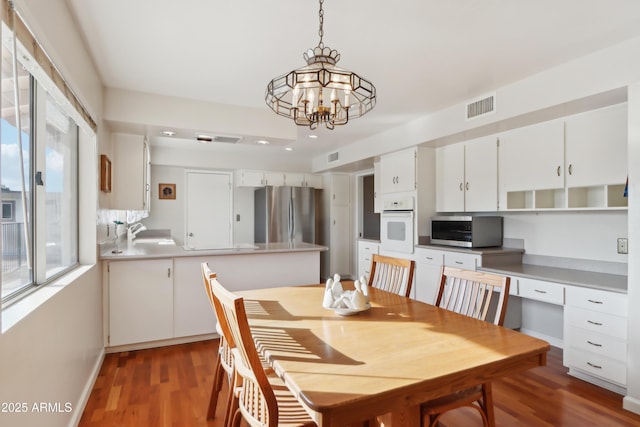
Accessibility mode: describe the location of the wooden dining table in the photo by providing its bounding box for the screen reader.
[237,283,550,427]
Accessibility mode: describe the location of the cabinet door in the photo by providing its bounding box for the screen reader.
[380,148,416,193]
[331,174,350,205]
[284,172,305,187]
[330,204,351,276]
[173,258,217,337]
[436,143,465,212]
[108,259,173,346]
[465,136,498,212]
[264,171,285,186]
[236,170,265,187]
[565,104,628,187]
[500,119,564,192]
[305,174,324,189]
[414,248,444,303]
[111,133,147,210]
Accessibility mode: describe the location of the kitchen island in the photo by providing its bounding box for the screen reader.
[100,240,327,351]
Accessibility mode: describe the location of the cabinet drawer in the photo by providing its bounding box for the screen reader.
[415,249,444,265]
[443,252,479,270]
[517,277,564,305]
[565,347,626,386]
[565,306,627,340]
[359,242,379,255]
[566,326,627,362]
[565,286,627,317]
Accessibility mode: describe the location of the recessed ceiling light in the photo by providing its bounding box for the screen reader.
[285,147,293,151]
[162,130,176,137]
[257,140,270,145]
[196,134,213,142]
[309,134,319,139]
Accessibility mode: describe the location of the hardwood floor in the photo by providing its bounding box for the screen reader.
[79,340,640,427]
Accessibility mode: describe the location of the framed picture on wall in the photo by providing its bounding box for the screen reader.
[159,183,176,200]
[100,155,111,193]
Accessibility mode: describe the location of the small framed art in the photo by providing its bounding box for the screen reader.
[100,155,112,193]
[159,183,176,200]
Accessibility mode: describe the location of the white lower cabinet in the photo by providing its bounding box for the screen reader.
[414,248,444,304]
[357,240,379,280]
[108,259,174,347]
[563,286,627,392]
[173,257,218,338]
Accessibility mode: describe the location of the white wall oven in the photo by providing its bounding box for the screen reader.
[380,197,414,254]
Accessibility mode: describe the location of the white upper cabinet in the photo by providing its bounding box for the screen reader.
[436,143,465,212]
[380,148,416,194]
[236,170,266,187]
[436,136,498,212]
[111,133,150,211]
[500,119,565,194]
[565,104,628,188]
[236,169,322,188]
[498,103,628,210]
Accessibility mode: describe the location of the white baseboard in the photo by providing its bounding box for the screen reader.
[69,348,105,427]
[519,328,563,349]
[623,395,640,415]
[105,333,217,354]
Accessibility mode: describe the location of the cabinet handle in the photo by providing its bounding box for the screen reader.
[587,320,603,326]
[587,340,603,348]
[167,268,171,278]
[465,182,469,191]
[568,164,573,175]
[587,362,603,370]
[587,299,603,305]
[455,261,463,265]
[534,289,547,294]
[459,182,463,191]
[557,166,561,176]
[426,257,434,260]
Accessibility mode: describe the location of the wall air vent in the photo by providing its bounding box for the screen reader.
[465,93,496,120]
[328,151,339,162]
[213,135,242,143]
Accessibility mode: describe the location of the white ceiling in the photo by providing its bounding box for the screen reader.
[66,0,640,157]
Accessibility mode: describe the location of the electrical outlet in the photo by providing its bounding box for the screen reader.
[617,238,628,254]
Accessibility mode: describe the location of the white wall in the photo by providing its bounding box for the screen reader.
[0,2,105,427]
[623,84,640,413]
[503,211,628,265]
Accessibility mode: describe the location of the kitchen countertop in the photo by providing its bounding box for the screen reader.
[479,263,627,294]
[415,244,525,256]
[100,240,328,261]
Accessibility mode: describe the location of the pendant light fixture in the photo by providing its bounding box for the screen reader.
[265,0,376,130]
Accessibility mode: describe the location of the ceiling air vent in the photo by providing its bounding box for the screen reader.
[213,135,242,143]
[328,151,339,162]
[465,93,496,120]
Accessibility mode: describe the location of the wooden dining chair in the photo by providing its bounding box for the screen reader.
[367,254,415,297]
[421,266,511,427]
[201,262,236,426]
[209,272,317,427]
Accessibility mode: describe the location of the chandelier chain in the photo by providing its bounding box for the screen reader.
[318,0,324,48]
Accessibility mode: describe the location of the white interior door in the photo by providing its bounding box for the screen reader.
[185,171,232,249]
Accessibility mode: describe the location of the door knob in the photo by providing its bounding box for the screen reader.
[188,232,194,237]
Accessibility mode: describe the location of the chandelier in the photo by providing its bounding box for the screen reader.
[265,0,376,130]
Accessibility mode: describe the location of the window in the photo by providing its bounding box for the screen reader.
[1,39,79,301]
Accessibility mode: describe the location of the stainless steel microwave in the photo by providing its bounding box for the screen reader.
[431,216,503,248]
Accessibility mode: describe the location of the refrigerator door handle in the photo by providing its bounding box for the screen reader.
[288,197,294,240]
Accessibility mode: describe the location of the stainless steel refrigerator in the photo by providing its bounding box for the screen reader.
[254,186,317,243]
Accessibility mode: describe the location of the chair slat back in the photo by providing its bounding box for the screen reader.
[208,273,279,427]
[435,266,510,326]
[368,254,416,298]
